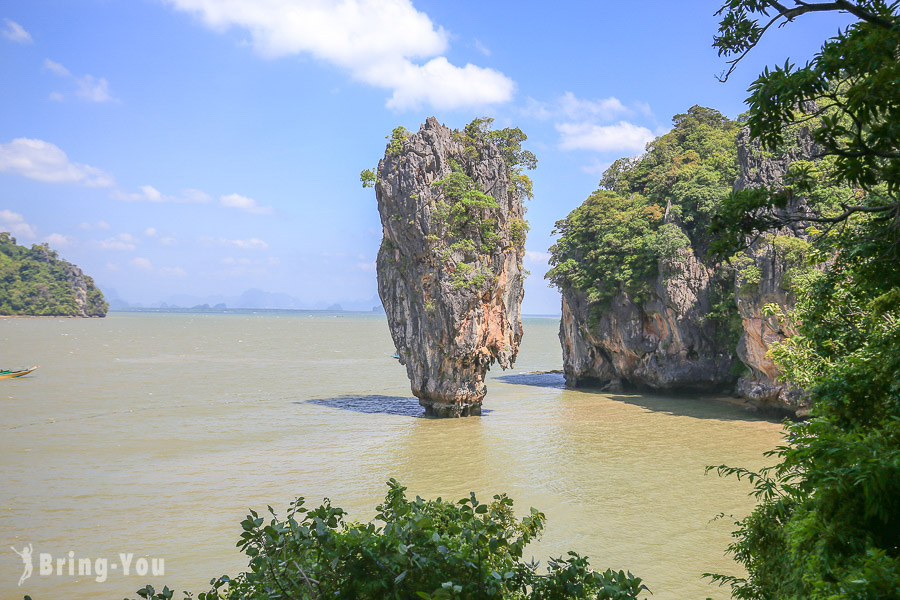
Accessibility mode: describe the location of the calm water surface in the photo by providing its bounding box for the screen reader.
[0,312,784,599]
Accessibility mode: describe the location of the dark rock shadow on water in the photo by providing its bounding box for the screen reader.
[494,371,566,389]
[595,390,787,423]
[300,395,493,418]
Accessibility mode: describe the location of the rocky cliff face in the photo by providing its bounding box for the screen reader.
[559,219,737,392]
[731,127,816,411]
[375,117,526,417]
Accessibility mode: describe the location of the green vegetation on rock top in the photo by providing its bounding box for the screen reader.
[0,232,107,317]
[547,105,739,309]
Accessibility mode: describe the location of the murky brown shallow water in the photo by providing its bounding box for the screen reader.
[0,312,783,599]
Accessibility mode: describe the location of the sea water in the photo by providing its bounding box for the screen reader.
[0,312,783,599]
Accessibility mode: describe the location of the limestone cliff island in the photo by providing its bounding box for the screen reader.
[369,117,535,417]
[548,106,827,417]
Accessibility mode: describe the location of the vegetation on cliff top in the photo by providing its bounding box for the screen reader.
[705,1,900,598]
[368,118,536,292]
[547,105,739,310]
[0,232,107,317]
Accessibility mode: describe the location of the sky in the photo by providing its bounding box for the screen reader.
[0,1,855,313]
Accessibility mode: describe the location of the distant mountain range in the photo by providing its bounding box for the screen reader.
[102,287,384,312]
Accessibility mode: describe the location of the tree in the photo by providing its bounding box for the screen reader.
[711,0,899,252]
[707,2,900,598]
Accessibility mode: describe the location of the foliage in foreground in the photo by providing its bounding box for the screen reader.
[707,1,900,598]
[129,480,648,600]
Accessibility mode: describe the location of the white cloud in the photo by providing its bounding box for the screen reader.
[42,233,70,248]
[164,0,514,110]
[160,236,177,246]
[356,261,376,271]
[201,236,269,250]
[557,121,655,153]
[0,138,114,186]
[220,193,273,215]
[379,57,514,111]
[2,19,32,43]
[112,186,212,204]
[144,227,157,236]
[0,209,37,239]
[44,59,117,103]
[130,257,153,270]
[95,233,138,251]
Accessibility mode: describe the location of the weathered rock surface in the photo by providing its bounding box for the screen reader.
[560,216,737,392]
[731,127,816,410]
[375,117,526,417]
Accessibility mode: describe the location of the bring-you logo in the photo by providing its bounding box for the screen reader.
[10,544,164,586]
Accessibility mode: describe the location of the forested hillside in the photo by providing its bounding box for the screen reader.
[0,232,107,317]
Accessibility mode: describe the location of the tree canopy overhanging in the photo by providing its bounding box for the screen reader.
[707,2,900,598]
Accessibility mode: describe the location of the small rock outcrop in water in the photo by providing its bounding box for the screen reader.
[0,232,107,317]
[373,117,529,417]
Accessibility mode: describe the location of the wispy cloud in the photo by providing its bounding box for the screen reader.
[43,233,71,248]
[0,138,114,187]
[127,257,185,277]
[525,250,551,264]
[522,92,637,121]
[0,209,37,239]
[79,220,111,231]
[220,193,273,215]
[201,236,269,250]
[112,186,212,204]
[44,58,116,103]
[130,257,153,270]
[43,59,70,76]
[2,18,32,43]
[164,0,514,110]
[95,233,139,251]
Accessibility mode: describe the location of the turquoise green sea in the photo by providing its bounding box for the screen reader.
[1,312,782,599]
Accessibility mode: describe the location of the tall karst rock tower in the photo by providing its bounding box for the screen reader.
[372,117,533,417]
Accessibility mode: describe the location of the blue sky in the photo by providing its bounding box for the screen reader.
[0,1,853,313]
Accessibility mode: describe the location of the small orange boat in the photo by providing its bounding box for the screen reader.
[0,366,38,379]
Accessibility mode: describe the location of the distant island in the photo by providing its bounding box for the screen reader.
[0,232,107,317]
